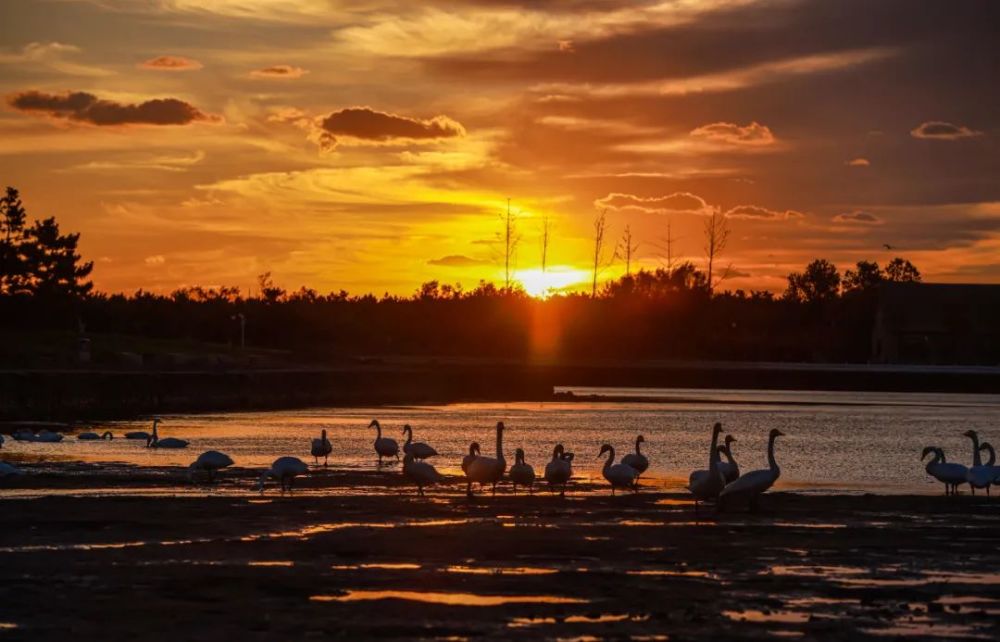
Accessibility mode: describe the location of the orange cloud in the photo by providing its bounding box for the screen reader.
[724,205,805,221]
[845,157,870,167]
[910,121,982,140]
[7,90,214,126]
[249,65,308,79]
[428,254,488,267]
[833,210,882,225]
[139,55,202,71]
[595,192,708,214]
[690,121,775,146]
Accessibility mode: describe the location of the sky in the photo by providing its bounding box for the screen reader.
[0,0,997,296]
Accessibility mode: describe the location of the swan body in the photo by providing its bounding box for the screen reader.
[189,450,234,482]
[311,429,332,466]
[968,440,996,495]
[979,443,1000,484]
[509,448,535,493]
[465,422,507,496]
[0,462,22,477]
[922,447,969,495]
[34,430,64,443]
[403,453,443,496]
[688,422,726,506]
[124,431,151,440]
[599,444,639,494]
[620,435,649,478]
[462,442,480,473]
[964,430,992,494]
[402,424,438,460]
[78,431,114,441]
[717,435,740,484]
[258,456,309,494]
[370,420,399,464]
[12,429,37,442]
[145,418,188,449]
[718,429,784,511]
[544,444,573,496]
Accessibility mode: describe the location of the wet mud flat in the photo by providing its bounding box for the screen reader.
[1,466,1000,640]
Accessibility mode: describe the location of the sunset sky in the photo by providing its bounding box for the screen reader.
[1,0,997,296]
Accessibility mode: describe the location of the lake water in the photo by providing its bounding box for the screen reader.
[5,387,999,494]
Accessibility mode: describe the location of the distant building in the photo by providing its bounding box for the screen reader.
[872,283,1000,365]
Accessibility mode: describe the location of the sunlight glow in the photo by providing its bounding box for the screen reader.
[515,266,590,298]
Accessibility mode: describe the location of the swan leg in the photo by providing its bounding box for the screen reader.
[466,480,473,498]
[491,482,497,497]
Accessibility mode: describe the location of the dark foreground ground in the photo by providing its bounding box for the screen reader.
[1,465,999,641]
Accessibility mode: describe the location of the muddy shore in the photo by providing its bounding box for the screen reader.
[1,464,999,641]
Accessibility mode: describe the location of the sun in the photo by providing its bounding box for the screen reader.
[515,266,590,298]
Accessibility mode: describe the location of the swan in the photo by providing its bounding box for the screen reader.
[687,422,726,508]
[465,422,507,497]
[921,447,968,495]
[189,450,234,483]
[257,456,309,494]
[598,444,639,494]
[509,448,536,494]
[978,442,1000,484]
[370,419,399,464]
[12,429,37,442]
[34,429,64,443]
[544,444,573,496]
[717,435,740,484]
[126,417,160,442]
[403,452,443,496]
[146,419,189,449]
[311,429,333,466]
[402,424,438,460]
[718,429,785,512]
[462,442,480,474]
[968,438,995,495]
[0,461,22,477]
[78,430,114,441]
[621,435,649,480]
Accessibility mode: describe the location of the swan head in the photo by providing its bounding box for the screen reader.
[496,421,505,433]
[153,417,162,425]
[598,443,613,459]
[468,441,481,455]
[402,424,412,435]
[921,446,937,460]
[712,422,723,435]
[724,435,736,445]
[769,429,784,439]
[963,429,977,439]
[552,444,564,458]
[369,419,380,429]
[321,429,327,438]
[515,448,525,463]
[636,435,645,444]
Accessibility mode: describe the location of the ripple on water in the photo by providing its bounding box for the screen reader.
[723,610,809,624]
[310,590,589,606]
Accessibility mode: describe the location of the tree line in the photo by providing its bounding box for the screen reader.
[0,186,924,364]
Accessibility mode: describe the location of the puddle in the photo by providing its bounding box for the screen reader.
[310,590,589,605]
[628,569,717,579]
[564,613,649,624]
[248,560,294,567]
[0,623,18,630]
[330,563,421,571]
[861,620,992,639]
[723,610,809,624]
[508,617,558,628]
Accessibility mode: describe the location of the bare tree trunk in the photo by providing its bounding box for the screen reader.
[592,210,608,297]
[499,198,520,291]
[619,225,639,276]
[540,215,551,275]
[703,207,730,293]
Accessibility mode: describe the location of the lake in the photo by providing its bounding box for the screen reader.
[5,387,998,494]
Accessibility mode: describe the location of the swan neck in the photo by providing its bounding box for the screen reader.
[604,447,615,471]
[767,434,779,472]
[496,426,503,460]
[635,438,642,455]
[970,433,982,466]
[709,428,721,467]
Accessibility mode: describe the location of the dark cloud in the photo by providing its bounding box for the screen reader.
[725,205,804,220]
[595,192,708,214]
[139,55,202,71]
[8,90,212,126]
[833,211,882,224]
[249,65,308,79]
[910,121,982,140]
[318,107,465,148]
[428,254,488,267]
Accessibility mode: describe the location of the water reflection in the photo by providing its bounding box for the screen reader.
[310,590,588,605]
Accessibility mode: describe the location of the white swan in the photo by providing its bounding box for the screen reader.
[189,450,234,483]
[465,421,507,497]
[509,448,536,494]
[462,442,480,474]
[78,430,114,441]
[718,429,785,511]
[544,444,573,496]
[598,444,639,494]
[34,429,64,443]
[621,435,649,479]
[687,422,726,508]
[311,429,332,466]
[403,452,443,496]
[717,435,740,484]
[402,424,438,460]
[964,430,993,495]
[257,456,309,494]
[0,461,22,477]
[370,419,399,464]
[146,419,189,449]
[921,447,968,495]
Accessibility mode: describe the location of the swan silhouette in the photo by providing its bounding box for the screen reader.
[257,457,309,494]
[921,447,968,495]
[543,444,572,496]
[311,429,332,466]
[718,429,784,512]
[465,422,506,497]
[621,435,649,480]
[403,452,443,496]
[370,420,399,464]
[189,451,234,483]
[146,419,188,449]
[598,444,638,494]
[402,424,438,460]
[509,448,536,494]
[78,431,113,441]
[717,435,740,484]
[687,422,726,509]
